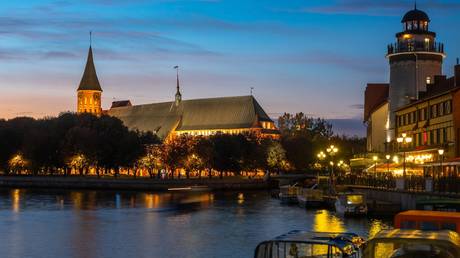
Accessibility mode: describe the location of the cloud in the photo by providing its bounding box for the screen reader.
[349,104,364,110]
[286,0,460,16]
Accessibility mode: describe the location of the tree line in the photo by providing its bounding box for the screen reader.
[0,112,365,178]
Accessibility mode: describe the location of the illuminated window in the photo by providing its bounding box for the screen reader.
[426,76,432,84]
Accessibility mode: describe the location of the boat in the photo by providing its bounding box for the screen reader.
[297,184,326,208]
[335,193,368,217]
[394,210,460,233]
[363,229,460,258]
[279,184,300,204]
[254,230,364,258]
[416,197,460,212]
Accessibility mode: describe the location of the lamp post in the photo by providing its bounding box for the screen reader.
[396,133,412,180]
[438,149,444,179]
[326,145,338,194]
[317,151,326,182]
[386,154,391,174]
[373,155,378,174]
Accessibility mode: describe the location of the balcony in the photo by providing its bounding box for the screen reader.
[387,41,444,55]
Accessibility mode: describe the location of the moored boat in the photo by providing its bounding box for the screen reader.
[335,193,368,217]
[363,229,460,258]
[279,184,299,204]
[297,184,326,208]
[254,230,364,258]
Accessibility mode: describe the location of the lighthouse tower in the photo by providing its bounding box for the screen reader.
[387,6,445,140]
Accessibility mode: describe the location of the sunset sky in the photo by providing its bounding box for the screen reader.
[1,0,460,135]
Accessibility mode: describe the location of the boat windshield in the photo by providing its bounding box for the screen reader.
[346,195,363,205]
[255,241,359,258]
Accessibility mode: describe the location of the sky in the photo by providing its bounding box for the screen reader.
[1,0,460,136]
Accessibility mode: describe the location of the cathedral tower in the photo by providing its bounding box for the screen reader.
[387,6,445,140]
[77,46,103,115]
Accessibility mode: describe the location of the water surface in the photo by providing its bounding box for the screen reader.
[0,189,390,258]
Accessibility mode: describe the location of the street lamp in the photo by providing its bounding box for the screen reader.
[438,149,445,179]
[372,155,378,174]
[385,154,391,174]
[317,151,326,182]
[326,145,339,194]
[396,133,412,180]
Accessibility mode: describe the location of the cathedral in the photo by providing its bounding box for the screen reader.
[76,45,279,140]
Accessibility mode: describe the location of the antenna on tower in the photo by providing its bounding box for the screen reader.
[250,87,254,95]
[414,1,417,10]
[457,58,459,65]
[89,31,92,46]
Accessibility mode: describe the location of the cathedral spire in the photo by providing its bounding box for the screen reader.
[77,42,102,92]
[174,65,182,106]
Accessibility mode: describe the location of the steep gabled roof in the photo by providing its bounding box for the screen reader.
[77,47,102,92]
[107,95,275,139]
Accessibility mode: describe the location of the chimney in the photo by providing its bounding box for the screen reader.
[455,58,460,87]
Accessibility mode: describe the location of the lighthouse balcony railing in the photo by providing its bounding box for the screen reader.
[387,42,444,55]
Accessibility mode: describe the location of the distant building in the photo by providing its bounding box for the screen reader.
[364,83,389,152]
[107,95,279,140]
[75,44,279,140]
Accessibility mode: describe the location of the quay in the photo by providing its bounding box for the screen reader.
[342,185,460,210]
[0,176,271,191]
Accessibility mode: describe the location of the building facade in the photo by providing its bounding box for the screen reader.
[395,65,460,166]
[75,46,279,140]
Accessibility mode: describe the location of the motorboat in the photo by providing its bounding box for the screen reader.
[297,184,326,208]
[254,230,364,258]
[335,193,368,217]
[279,184,300,204]
[363,229,460,258]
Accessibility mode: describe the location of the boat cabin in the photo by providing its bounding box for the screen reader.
[363,229,460,258]
[335,193,368,216]
[254,230,364,258]
[394,210,460,233]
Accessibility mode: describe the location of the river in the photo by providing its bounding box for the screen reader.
[0,189,391,258]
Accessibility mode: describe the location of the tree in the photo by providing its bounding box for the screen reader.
[161,135,191,179]
[266,141,290,173]
[210,134,242,179]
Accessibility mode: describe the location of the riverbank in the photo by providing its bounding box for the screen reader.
[0,176,272,191]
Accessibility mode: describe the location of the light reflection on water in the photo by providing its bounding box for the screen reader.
[0,189,391,258]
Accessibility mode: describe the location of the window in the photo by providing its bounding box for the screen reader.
[439,103,444,116]
[401,220,417,229]
[431,105,437,118]
[441,222,457,231]
[420,221,439,230]
[445,100,452,114]
[443,128,448,142]
[436,129,441,144]
[430,131,434,145]
[418,133,422,146]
